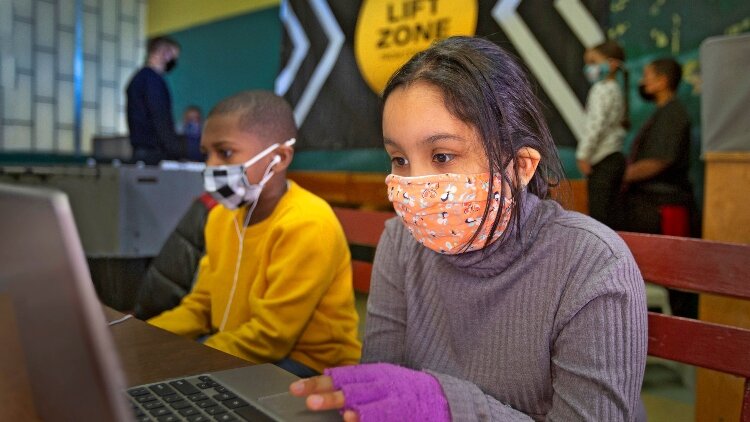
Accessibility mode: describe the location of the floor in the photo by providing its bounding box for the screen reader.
[355,293,697,420]
[642,360,695,421]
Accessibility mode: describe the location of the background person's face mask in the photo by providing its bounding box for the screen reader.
[583,62,609,84]
[203,139,294,210]
[638,84,656,102]
[164,58,178,73]
[184,121,201,138]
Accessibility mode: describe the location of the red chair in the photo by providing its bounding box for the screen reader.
[652,204,691,314]
[659,204,691,237]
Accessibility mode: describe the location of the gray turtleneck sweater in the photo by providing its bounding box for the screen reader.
[362,194,647,421]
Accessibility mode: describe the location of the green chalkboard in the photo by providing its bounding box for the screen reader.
[610,0,750,211]
[164,7,282,124]
[610,0,750,134]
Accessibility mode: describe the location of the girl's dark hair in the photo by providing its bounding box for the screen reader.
[592,40,625,62]
[382,36,565,251]
[592,40,630,130]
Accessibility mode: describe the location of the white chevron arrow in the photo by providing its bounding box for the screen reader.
[492,0,587,142]
[275,0,310,97]
[554,0,605,48]
[291,0,344,127]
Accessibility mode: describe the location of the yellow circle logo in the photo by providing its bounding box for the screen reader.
[355,0,478,95]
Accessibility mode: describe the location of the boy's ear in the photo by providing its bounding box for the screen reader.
[272,144,295,172]
[516,147,540,187]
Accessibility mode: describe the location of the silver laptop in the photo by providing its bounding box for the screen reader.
[0,183,337,422]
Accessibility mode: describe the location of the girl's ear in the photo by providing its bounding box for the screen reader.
[516,147,540,187]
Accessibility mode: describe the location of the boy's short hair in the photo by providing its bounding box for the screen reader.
[147,36,180,54]
[208,91,297,144]
[649,58,682,92]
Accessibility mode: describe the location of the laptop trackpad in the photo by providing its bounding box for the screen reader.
[258,392,340,421]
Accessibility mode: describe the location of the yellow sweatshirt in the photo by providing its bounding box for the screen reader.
[149,181,361,372]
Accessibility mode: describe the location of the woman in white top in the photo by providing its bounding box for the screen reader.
[576,41,629,228]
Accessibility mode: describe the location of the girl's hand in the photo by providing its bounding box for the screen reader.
[292,363,450,422]
[289,375,359,421]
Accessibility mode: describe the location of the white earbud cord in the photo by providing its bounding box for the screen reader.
[218,157,280,332]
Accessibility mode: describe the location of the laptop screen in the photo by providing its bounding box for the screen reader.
[0,183,131,421]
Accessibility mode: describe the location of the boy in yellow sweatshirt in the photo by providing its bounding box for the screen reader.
[148,91,361,376]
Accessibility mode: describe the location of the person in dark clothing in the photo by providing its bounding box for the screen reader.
[178,105,205,162]
[623,58,697,318]
[623,58,694,232]
[126,36,182,165]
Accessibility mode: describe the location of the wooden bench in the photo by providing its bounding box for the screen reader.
[332,206,750,419]
[619,232,750,421]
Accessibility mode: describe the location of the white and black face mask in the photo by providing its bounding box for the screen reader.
[202,139,295,210]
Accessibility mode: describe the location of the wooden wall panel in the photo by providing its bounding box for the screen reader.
[289,171,590,214]
[697,152,750,422]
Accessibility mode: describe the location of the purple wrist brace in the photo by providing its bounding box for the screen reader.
[324,363,450,421]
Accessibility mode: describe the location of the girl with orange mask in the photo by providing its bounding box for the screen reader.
[291,36,647,422]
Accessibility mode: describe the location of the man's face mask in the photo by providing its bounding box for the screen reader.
[386,172,513,254]
[165,58,178,73]
[203,139,295,210]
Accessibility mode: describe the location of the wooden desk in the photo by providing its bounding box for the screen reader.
[1,306,251,420]
[103,308,248,386]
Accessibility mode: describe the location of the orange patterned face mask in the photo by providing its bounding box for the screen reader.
[386,172,513,254]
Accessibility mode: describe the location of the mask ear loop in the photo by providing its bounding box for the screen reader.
[220,155,282,332]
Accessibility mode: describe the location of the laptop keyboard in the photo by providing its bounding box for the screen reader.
[128,375,274,422]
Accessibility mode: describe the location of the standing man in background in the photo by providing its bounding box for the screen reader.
[126,36,183,165]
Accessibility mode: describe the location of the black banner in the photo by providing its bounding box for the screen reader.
[278,0,608,151]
